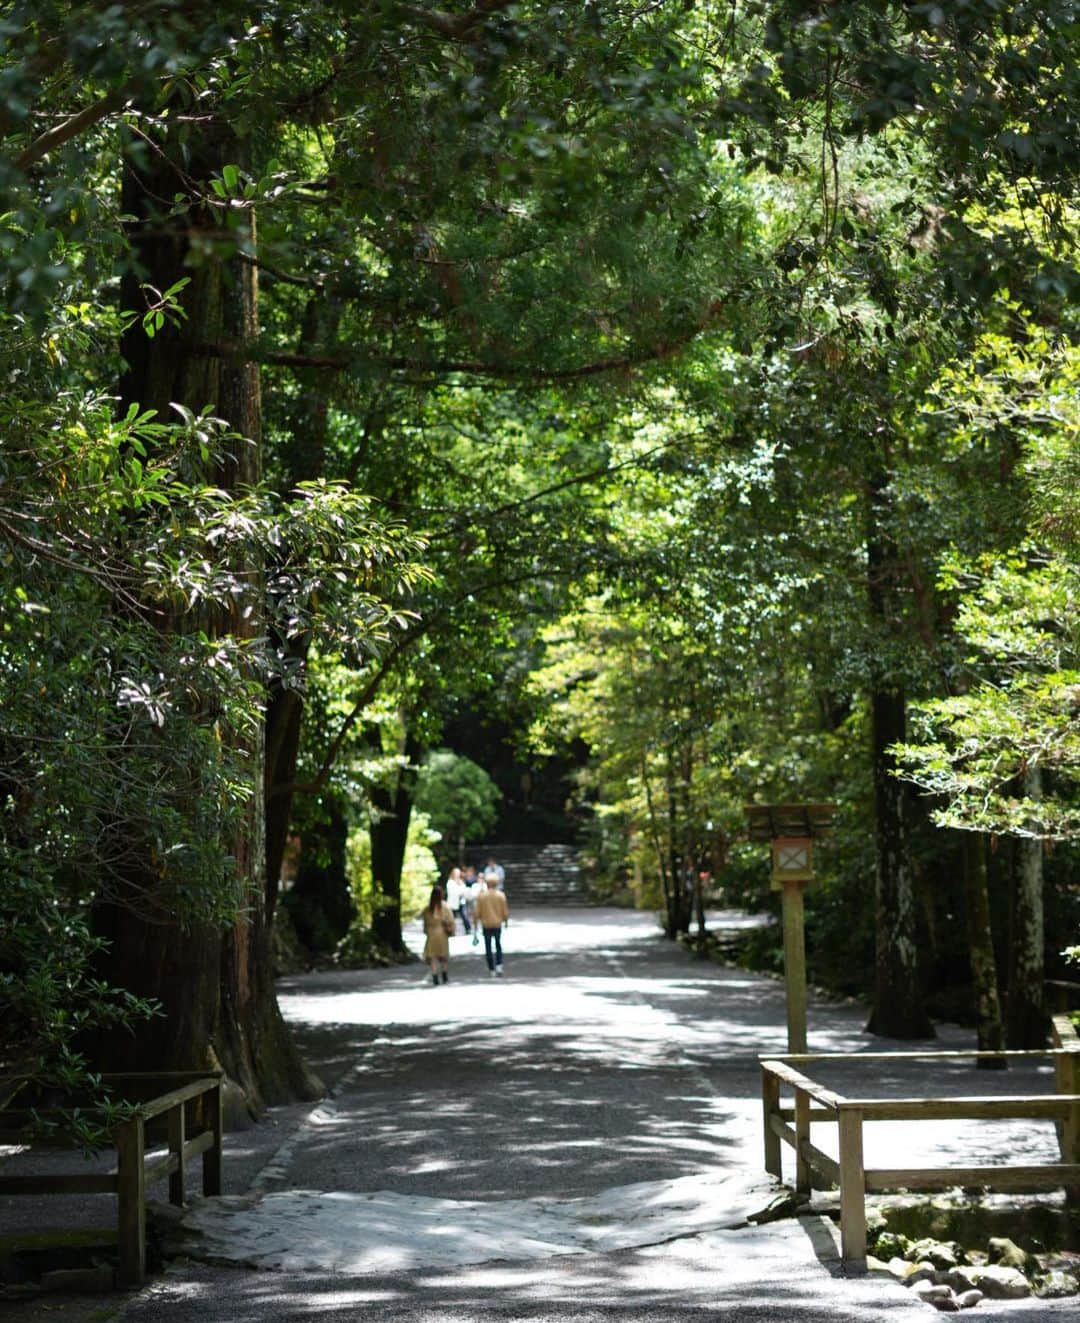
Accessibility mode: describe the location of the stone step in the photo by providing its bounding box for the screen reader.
[465,843,587,905]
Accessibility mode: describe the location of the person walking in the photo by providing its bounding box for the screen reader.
[484,855,506,891]
[475,871,509,977]
[421,885,456,985]
[446,866,470,934]
[464,866,481,945]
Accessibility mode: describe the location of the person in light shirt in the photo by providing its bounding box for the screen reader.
[445,866,469,934]
[474,871,509,976]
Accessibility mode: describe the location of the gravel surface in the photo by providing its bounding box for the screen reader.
[3,906,1073,1322]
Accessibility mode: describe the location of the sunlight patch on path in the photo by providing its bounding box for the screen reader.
[178,1171,796,1275]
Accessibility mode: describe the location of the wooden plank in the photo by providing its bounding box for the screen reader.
[182,1129,214,1163]
[202,1082,222,1196]
[101,1071,226,1081]
[115,1115,146,1287]
[846,1096,1078,1121]
[864,1164,1080,1193]
[771,1049,1060,1063]
[143,1151,180,1182]
[167,1102,186,1206]
[760,1060,843,1109]
[0,1172,117,1195]
[777,1107,836,1122]
[1055,1044,1080,1207]
[137,1077,220,1121]
[780,881,807,1055]
[800,1139,839,1185]
[838,1107,866,1270]
[762,1066,782,1178]
[795,1087,812,1194]
[769,1114,798,1149]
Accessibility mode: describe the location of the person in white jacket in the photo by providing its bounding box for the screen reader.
[445,867,470,934]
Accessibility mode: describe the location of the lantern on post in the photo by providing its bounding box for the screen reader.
[744,803,836,1054]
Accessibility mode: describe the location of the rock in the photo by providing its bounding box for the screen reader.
[911,1281,959,1309]
[886,1256,912,1280]
[956,1290,983,1309]
[986,1237,1033,1272]
[865,1256,893,1275]
[909,1238,961,1270]
[962,1266,1030,1300]
[944,1268,976,1293]
[873,1231,910,1260]
[39,1266,113,1292]
[903,1260,938,1285]
[147,1198,187,1228]
[1035,1270,1077,1299]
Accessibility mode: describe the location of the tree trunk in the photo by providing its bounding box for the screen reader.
[962,832,1006,1068]
[1006,767,1045,1048]
[864,466,933,1038]
[369,733,422,952]
[865,686,933,1037]
[265,293,343,892]
[286,801,353,953]
[96,121,321,1110]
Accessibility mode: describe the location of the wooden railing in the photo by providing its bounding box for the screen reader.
[761,1030,1080,1272]
[0,1071,223,1286]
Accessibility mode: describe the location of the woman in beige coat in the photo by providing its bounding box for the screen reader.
[421,884,456,986]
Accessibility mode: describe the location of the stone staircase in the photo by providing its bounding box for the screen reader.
[467,843,586,905]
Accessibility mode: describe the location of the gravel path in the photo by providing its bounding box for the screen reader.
[4,906,1074,1321]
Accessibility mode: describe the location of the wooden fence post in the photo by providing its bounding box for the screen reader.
[167,1102,186,1207]
[838,1105,866,1271]
[762,1067,782,1178]
[795,1085,812,1194]
[115,1113,146,1286]
[203,1078,223,1196]
[1056,1043,1079,1207]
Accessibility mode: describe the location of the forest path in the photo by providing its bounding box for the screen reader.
[124,907,1068,1321]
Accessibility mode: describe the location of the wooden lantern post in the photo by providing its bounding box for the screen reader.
[744,804,836,1055]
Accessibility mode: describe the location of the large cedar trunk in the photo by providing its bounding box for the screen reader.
[864,467,933,1038]
[1007,767,1045,1048]
[961,832,1006,1068]
[265,294,342,896]
[865,686,933,1037]
[94,123,321,1110]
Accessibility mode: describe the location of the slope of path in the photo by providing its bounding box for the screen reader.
[119,907,1070,1322]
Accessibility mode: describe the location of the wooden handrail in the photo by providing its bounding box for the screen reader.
[843,1095,1080,1120]
[136,1076,221,1121]
[760,1044,1080,1274]
[759,1059,842,1109]
[0,1074,223,1289]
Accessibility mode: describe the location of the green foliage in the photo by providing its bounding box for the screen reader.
[894,338,1080,839]
[413,749,501,865]
[336,811,439,966]
[0,284,427,1120]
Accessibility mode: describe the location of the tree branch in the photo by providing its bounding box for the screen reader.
[15,89,130,171]
[194,310,722,383]
[400,1,516,41]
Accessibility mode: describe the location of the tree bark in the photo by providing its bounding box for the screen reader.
[1006,767,1045,1048]
[286,801,353,953]
[95,120,321,1110]
[865,686,933,1037]
[265,293,343,900]
[369,733,422,953]
[962,832,1007,1068]
[864,467,933,1038]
